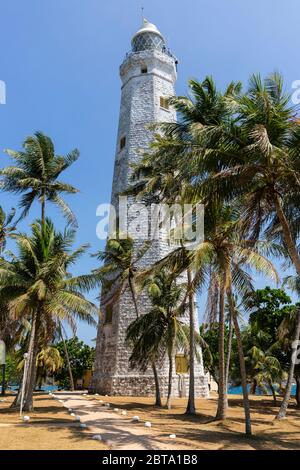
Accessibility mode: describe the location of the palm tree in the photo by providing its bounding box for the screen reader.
[0,206,16,252]
[0,219,99,410]
[95,235,149,318]
[194,74,300,419]
[0,132,79,225]
[127,267,189,409]
[18,346,63,390]
[246,346,286,404]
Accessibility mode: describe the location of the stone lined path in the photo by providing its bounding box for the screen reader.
[53,391,180,450]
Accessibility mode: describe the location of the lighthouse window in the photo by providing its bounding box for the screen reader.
[175,354,189,374]
[160,96,169,110]
[120,136,126,150]
[141,66,148,74]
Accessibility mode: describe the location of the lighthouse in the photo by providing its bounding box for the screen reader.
[92,19,208,398]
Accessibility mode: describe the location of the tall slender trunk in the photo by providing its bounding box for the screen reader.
[225,313,233,391]
[185,268,196,415]
[11,311,38,408]
[128,275,139,319]
[276,307,300,419]
[227,278,252,436]
[23,313,41,411]
[152,362,162,407]
[166,348,174,410]
[215,277,227,420]
[41,194,46,226]
[295,375,300,408]
[273,193,300,418]
[59,322,74,391]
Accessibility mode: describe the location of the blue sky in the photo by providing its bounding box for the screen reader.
[0,0,299,343]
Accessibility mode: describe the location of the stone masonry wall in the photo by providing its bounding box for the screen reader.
[92,47,209,398]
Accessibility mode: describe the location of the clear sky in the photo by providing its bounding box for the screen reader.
[0,0,299,344]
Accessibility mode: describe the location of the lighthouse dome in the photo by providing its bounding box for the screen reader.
[131,18,166,53]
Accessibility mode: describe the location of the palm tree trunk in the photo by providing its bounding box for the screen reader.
[295,375,300,408]
[11,311,38,408]
[215,277,227,420]
[225,312,233,391]
[166,350,174,410]
[276,307,300,419]
[41,193,46,226]
[227,280,252,436]
[128,275,139,318]
[23,337,39,411]
[152,362,162,407]
[269,382,277,405]
[59,322,74,391]
[185,268,196,415]
[274,193,300,276]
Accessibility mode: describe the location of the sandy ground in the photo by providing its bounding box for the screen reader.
[1,392,300,450]
[0,394,107,450]
[86,393,300,450]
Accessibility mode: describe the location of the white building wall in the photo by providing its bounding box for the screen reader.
[93,44,208,397]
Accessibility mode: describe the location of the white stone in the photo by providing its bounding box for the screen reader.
[121,410,127,415]
[169,434,176,439]
[131,415,140,422]
[145,421,151,427]
[92,434,102,441]
[23,416,30,422]
[70,413,75,417]
[113,408,119,412]
[80,423,87,428]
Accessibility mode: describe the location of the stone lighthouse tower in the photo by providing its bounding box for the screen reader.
[92,19,208,398]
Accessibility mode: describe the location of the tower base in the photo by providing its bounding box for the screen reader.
[91,373,209,398]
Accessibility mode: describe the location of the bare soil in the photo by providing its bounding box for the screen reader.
[0,393,107,450]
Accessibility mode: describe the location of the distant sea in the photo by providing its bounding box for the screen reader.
[1,384,58,393]
[228,384,297,396]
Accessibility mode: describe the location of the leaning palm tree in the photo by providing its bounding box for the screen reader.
[0,132,79,225]
[0,219,99,410]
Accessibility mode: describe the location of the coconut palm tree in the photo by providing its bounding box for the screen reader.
[0,219,99,410]
[18,346,63,390]
[0,132,79,225]
[95,235,149,319]
[247,346,286,404]
[197,74,300,419]
[127,267,196,409]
